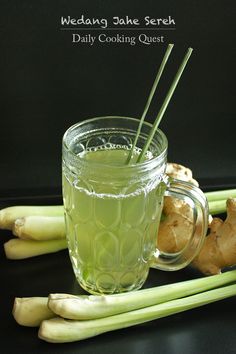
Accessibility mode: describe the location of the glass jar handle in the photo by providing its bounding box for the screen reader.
[152,177,209,271]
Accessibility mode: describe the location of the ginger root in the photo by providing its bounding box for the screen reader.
[157,196,194,253]
[166,162,199,186]
[159,162,236,275]
[158,161,201,253]
[192,199,236,274]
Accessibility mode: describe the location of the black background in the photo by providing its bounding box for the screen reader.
[1,1,236,353]
[0,0,235,195]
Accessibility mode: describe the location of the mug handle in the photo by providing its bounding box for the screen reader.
[151,177,209,271]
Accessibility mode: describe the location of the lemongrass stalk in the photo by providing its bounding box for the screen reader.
[137,48,193,163]
[13,297,54,327]
[0,205,64,230]
[205,189,236,202]
[13,216,65,240]
[4,238,67,260]
[208,200,228,215]
[14,271,236,328]
[39,283,236,343]
[48,269,236,320]
[126,43,174,164]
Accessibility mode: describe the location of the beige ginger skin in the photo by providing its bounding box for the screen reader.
[159,163,236,275]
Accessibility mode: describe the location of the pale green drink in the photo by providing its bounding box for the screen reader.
[63,147,165,294]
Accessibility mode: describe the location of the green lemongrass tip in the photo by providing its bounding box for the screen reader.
[205,189,236,202]
[126,44,174,164]
[39,283,236,343]
[48,270,236,320]
[137,47,193,163]
[13,216,65,241]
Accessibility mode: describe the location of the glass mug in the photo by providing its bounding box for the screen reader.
[62,116,208,294]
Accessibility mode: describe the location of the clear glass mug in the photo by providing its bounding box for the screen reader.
[62,116,208,294]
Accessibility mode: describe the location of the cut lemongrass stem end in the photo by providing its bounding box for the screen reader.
[205,189,236,202]
[13,216,65,241]
[126,43,174,164]
[13,297,54,327]
[0,205,64,230]
[137,47,193,163]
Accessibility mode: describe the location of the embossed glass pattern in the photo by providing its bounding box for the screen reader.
[62,116,167,294]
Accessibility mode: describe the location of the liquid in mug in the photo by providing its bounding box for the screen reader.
[63,145,165,294]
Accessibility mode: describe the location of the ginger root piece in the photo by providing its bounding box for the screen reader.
[166,162,199,186]
[158,198,236,275]
[159,163,236,275]
[158,162,200,253]
[192,199,236,274]
[157,196,194,253]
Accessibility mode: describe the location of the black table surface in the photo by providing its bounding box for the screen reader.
[1,187,236,354]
